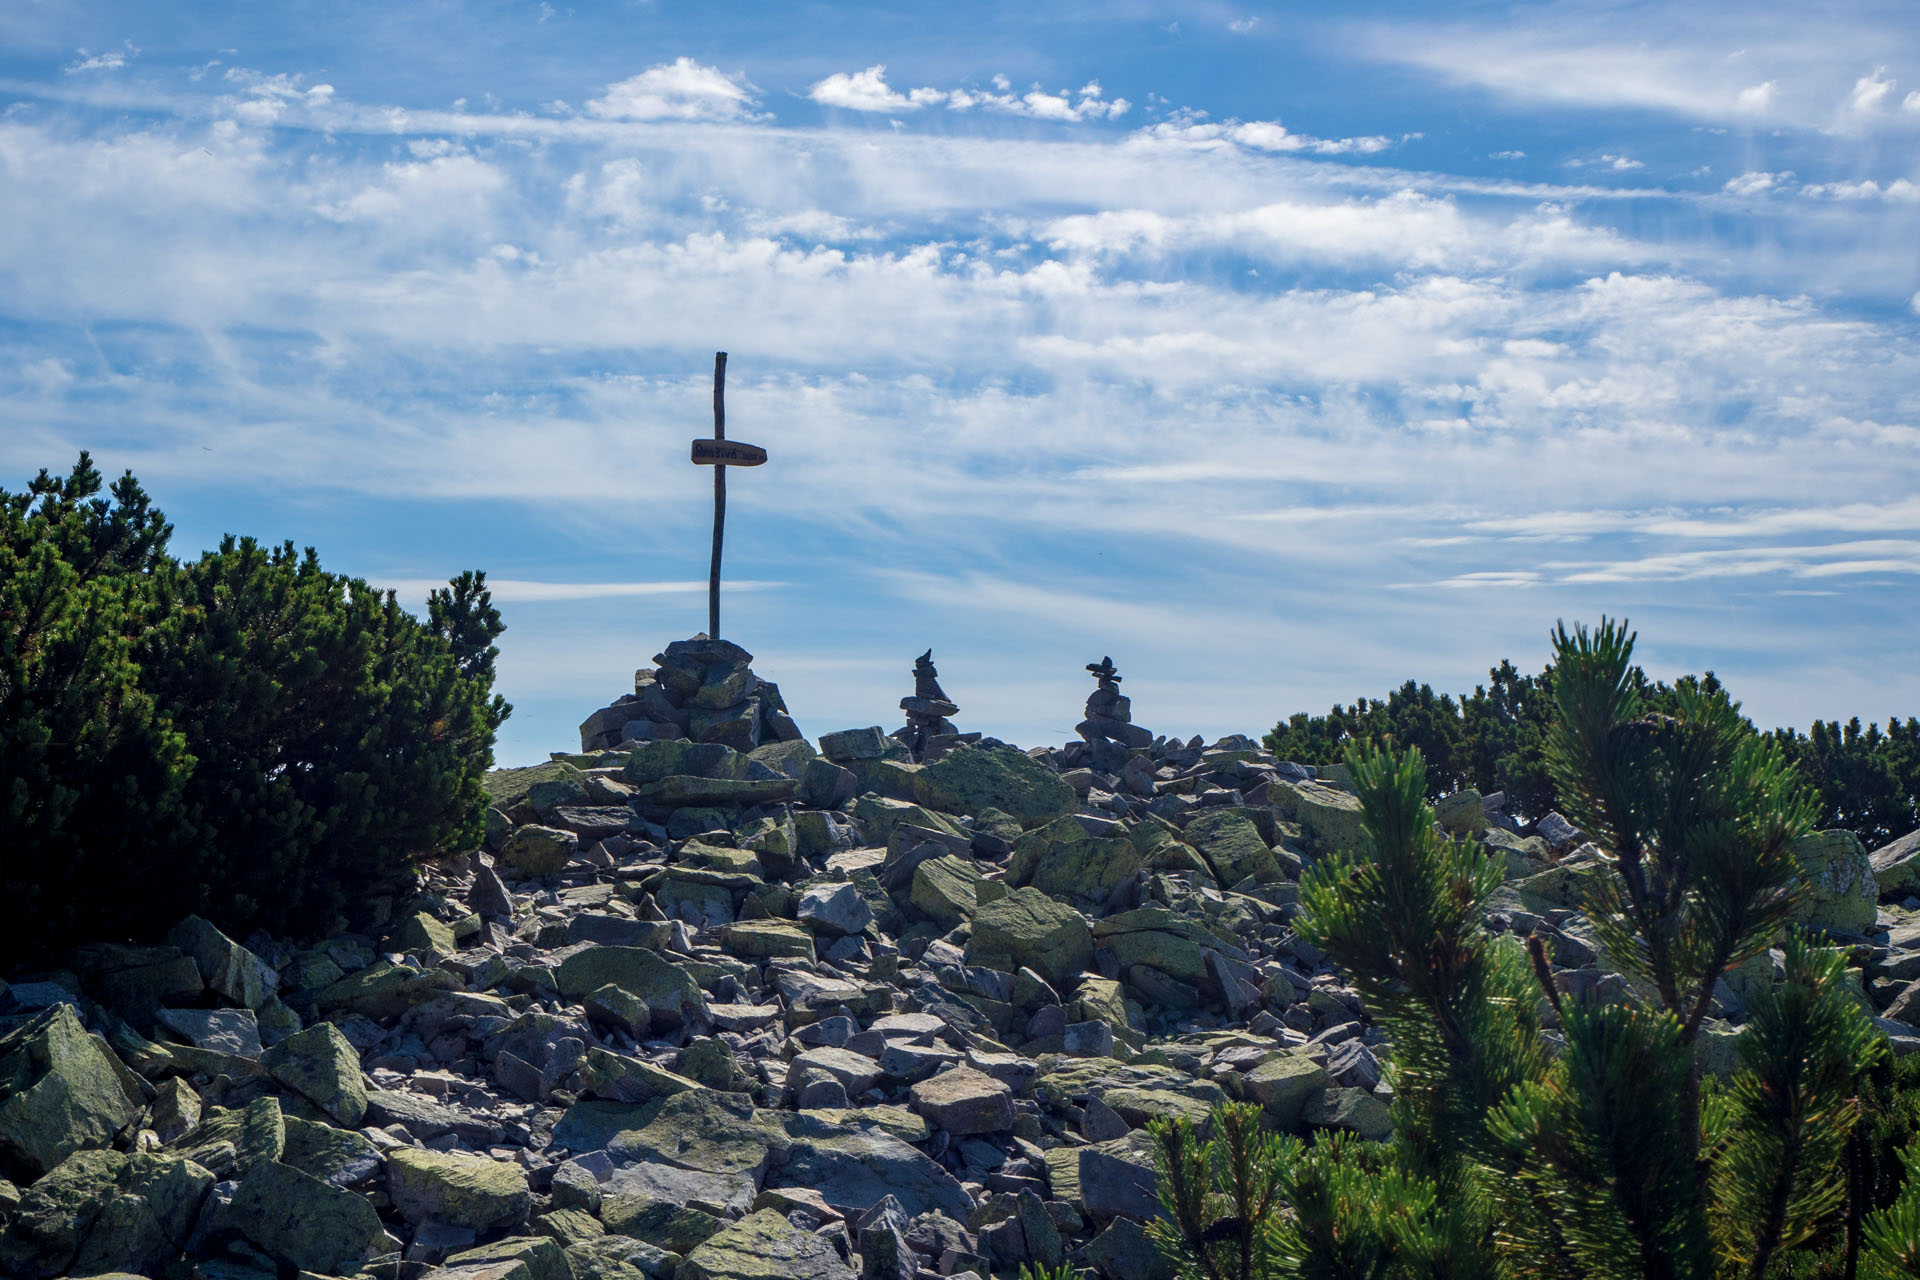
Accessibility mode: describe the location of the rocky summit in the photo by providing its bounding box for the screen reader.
[2,636,1918,1280]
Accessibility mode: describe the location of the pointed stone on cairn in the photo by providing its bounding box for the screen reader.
[893,649,978,762]
[1076,655,1154,771]
[577,634,804,752]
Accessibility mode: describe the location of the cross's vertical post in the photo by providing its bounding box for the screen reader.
[709,351,727,640]
[689,352,765,639]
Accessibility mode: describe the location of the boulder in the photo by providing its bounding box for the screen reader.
[909,744,1076,828]
[155,1007,263,1059]
[966,888,1094,991]
[262,1022,367,1127]
[909,1067,1013,1136]
[167,915,279,1009]
[0,1005,140,1177]
[1269,781,1369,857]
[447,1237,573,1280]
[911,855,987,927]
[1790,830,1877,935]
[553,948,709,1026]
[500,825,578,876]
[226,1158,389,1274]
[1180,810,1280,888]
[0,1148,124,1279]
[388,1147,532,1233]
[676,1208,857,1280]
[1242,1052,1330,1128]
[797,882,874,936]
[1873,829,1920,899]
[1433,789,1489,837]
[773,1113,973,1221]
[1012,819,1144,912]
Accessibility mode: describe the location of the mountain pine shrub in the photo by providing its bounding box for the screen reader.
[1158,619,1920,1278]
[1,453,508,961]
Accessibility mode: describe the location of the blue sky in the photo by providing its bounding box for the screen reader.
[4,1,1918,766]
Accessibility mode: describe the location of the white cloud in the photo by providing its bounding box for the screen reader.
[1491,149,1526,159]
[65,44,134,74]
[1133,113,1393,156]
[807,68,1128,122]
[809,65,934,113]
[949,79,1129,122]
[1801,178,1920,201]
[1906,90,1920,114]
[1568,153,1644,172]
[1723,170,1788,196]
[587,57,760,122]
[1735,80,1777,113]
[1228,18,1259,34]
[1848,68,1896,113]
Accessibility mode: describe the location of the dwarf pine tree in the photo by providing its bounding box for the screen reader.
[0,455,508,959]
[1154,619,1920,1279]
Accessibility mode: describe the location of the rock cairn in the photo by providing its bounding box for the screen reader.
[0,637,1907,1280]
[894,650,972,763]
[579,636,803,753]
[1071,657,1153,773]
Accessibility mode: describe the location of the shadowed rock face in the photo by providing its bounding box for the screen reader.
[2,639,1902,1278]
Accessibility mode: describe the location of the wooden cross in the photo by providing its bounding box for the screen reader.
[690,351,767,640]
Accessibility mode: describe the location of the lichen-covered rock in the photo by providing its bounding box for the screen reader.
[910,743,1076,829]
[0,1005,140,1177]
[909,1066,1013,1135]
[1011,818,1144,911]
[676,1208,856,1280]
[1790,829,1877,935]
[167,915,279,1009]
[553,947,709,1026]
[1433,789,1489,837]
[448,1235,574,1280]
[500,824,578,876]
[282,1115,383,1187]
[966,888,1093,991]
[388,1147,531,1233]
[1242,1052,1330,1128]
[262,1022,367,1127]
[314,960,459,1019]
[796,882,873,936]
[1304,1087,1392,1140]
[910,855,986,926]
[1872,829,1920,899]
[721,920,816,962]
[396,910,459,958]
[1179,810,1280,888]
[227,1157,389,1274]
[169,1096,286,1177]
[1270,780,1369,857]
[0,1148,125,1279]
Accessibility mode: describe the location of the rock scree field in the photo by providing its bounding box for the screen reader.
[2,632,1919,1279]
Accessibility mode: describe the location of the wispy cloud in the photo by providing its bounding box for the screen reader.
[587,58,762,122]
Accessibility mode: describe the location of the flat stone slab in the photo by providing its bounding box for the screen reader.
[910,1065,1014,1136]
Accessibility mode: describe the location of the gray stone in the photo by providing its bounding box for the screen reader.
[799,882,875,937]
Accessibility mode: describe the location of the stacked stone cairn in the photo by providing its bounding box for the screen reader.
[893,650,977,763]
[579,636,803,753]
[1071,657,1153,774]
[0,633,1910,1280]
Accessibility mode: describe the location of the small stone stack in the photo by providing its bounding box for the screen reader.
[894,649,971,762]
[578,635,804,752]
[1075,656,1153,771]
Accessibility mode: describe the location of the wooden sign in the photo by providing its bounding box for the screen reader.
[691,439,767,466]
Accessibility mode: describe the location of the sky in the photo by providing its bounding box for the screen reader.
[3,0,1917,767]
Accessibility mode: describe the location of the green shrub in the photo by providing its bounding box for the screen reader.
[0,454,507,962]
[1164,619,1920,1278]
